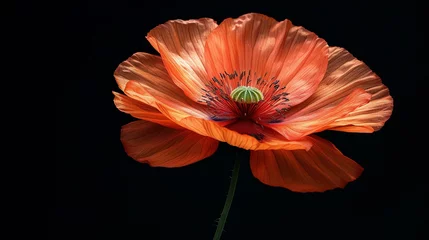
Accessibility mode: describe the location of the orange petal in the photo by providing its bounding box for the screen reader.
[146,18,217,102]
[328,125,374,133]
[269,47,393,138]
[268,88,371,140]
[250,135,363,192]
[321,47,394,132]
[113,91,181,129]
[114,52,212,120]
[156,102,313,151]
[121,120,219,167]
[203,13,328,106]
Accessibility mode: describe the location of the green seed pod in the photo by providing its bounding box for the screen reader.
[230,86,264,104]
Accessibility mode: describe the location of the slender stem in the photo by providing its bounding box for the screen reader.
[213,153,241,240]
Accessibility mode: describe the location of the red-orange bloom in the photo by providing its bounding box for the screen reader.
[113,13,393,192]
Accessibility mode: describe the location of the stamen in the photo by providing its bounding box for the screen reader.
[199,70,292,123]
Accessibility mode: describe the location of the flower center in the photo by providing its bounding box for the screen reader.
[199,70,291,125]
[230,86,264,104]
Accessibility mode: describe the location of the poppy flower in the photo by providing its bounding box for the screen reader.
[113,13,393,192]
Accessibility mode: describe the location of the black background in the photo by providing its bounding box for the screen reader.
[55,0,422,239]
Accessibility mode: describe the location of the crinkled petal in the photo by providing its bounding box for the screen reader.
[121,120,219,167]
[268,88,371,140]
[250,135,363,192]
[320,47,393,132]
[113,91,181,129]
[146,18,218,102]
[203,13,328,106]
[114,52,212,119]
[268,47,393,139]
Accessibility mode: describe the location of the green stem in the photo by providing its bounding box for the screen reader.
[213,153,241,240]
